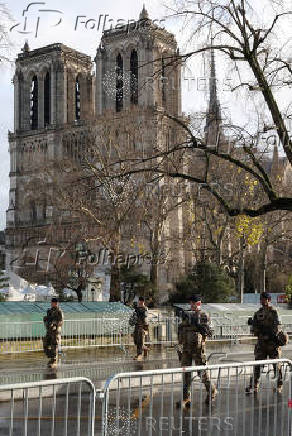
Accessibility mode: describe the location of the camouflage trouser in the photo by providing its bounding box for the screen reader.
[133,327,145,356]
[181,346,211,400]
[249,341,282,388]
[43,330,61,361]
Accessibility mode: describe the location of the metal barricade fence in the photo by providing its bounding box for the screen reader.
[101,359,292,436]
[0,317,131,354]
[0,316,181,354]
[212,324,251,339]
[0,377,96,436]
[1,360,291,435]
[1,315,289,354]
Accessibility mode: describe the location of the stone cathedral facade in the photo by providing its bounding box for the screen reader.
[5,7,188,301]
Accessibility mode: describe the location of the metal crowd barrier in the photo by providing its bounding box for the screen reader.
[101,359,292,436]
[0,317,131,354]
[0,360,291,435]
[213,324,251,339]
[0,317,180,354]
[0,377,96,436]
[1,315,289,354]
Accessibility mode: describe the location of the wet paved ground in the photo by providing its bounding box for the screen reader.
[0,342,258,386]
[0,343,292,435]
[104,382,290,436]
[0,378,290,436]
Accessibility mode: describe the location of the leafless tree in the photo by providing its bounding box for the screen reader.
[109,0,292,217]
[0,3,13,64]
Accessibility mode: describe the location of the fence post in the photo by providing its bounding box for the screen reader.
[0,377,96,436]
[100,359,292,436]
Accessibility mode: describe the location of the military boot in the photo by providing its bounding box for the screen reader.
[134,354,143,361]
[48,358,58,369]
[182,398,191,409]
[276,384,283,394]
[176,398,191,409]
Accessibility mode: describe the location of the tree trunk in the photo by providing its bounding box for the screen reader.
[109,262,121,302]
[248,53,292,165]
[109,226,121,302]
[149,225,160,299]
[258,244,268,293]
[150,258,158,294]
[238,237,245,303]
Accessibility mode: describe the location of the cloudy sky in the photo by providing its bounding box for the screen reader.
[0,0,279,229]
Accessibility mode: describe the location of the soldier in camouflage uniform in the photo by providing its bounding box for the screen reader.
[43,297,64,368]
[246,292,283,394]
[133,297,149,361]
[177,295,217,407]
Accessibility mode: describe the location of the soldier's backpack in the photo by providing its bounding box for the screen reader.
[276,330,289,346]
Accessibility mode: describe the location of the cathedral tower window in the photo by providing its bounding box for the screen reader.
[116,53,123,112]
[30,75,38,130]
[75,77,81,120]
[42,195,47,220]
[161,57,166,105]
[130,49,138,105]
[44,72,51,126]
[30,200,37,223]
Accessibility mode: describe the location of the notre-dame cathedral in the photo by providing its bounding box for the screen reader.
[5,6,292,301]
[5,7,191,301]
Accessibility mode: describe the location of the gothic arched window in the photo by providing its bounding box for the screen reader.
[130,49,138,105]
[116,54,123,112]
[75,77,81,120]
[44,72,50,126]
[30,200,37,223]
[161,57,166,105]
[30,75,38,130]
[42,195,47,220]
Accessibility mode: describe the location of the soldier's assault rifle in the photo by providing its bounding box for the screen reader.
[248,317,278,341]
[176,312,213,361]
[43,316,58,331]
[181,312,213,337]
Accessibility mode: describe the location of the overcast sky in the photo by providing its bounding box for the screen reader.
[0,0,280,230]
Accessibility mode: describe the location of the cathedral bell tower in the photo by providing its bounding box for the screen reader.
[95,6,182,116]
[6,43,95,279]
[13,42,94,132]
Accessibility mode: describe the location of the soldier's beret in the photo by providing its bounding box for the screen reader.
[51,297,58,303]
[189,295,201,302]
[260,292,271,300]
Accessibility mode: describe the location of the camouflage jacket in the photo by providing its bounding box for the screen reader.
[134,307,149,329]
[178,310,212,350]
[43,307,64,333]
[252,306,280,342]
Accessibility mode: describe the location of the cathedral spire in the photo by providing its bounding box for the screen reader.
[22,40,30,54]
[205,38,222,146]
[139,4,149,20]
